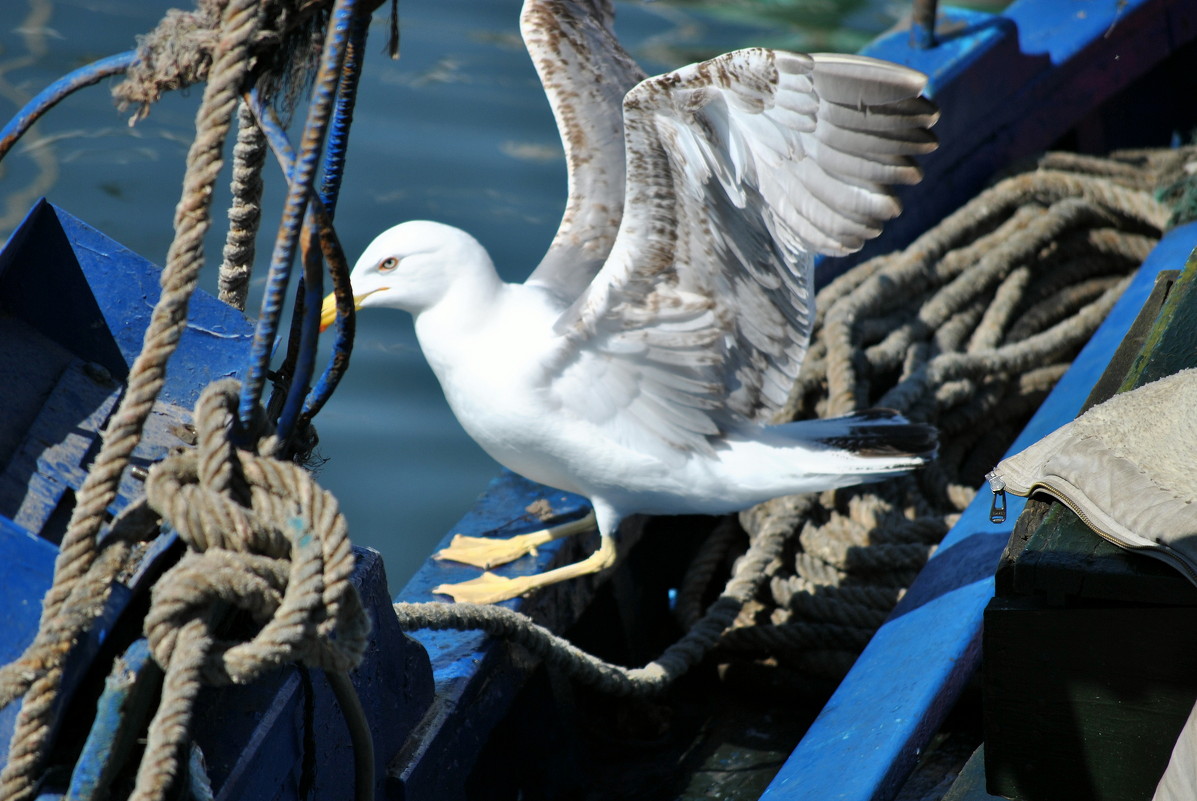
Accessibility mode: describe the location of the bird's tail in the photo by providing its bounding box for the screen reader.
[779,408,938,475]
[816,408,937,458]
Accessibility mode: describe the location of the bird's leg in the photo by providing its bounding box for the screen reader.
[433,530,617,604]
[433,510,597,569]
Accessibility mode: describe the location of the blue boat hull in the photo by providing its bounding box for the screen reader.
[3,0,1197,798]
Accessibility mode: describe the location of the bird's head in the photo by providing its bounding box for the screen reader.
[320,220,490,331]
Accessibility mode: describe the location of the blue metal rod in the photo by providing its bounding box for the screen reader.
[274,4,372,438]
[318,7,371,217]
[0,51,136,163]
[238,0,358,431]
[275,214,327,440]
[296,218,354,427]
[911,0,939,49]
[294,6,373,428]
[244,90,356,439]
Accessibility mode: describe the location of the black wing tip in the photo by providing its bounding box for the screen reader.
[822,408,939,459]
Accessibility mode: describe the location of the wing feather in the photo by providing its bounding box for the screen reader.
[519,0,647,302]
[547,47,937,454]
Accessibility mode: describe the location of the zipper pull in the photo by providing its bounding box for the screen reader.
[986,470,1007,524]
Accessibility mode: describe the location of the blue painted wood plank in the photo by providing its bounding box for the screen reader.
[0,201,262,545]
[0,358,121,536]
[762,221,1197,801]
[393,471,608,800]
[0,517,56,759]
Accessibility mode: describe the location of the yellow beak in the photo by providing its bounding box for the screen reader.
[319,287,386,333]
[319,292,338,333]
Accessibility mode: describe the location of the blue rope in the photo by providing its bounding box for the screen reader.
[318,8,371,216]
[274,7,372,440]
[0,51,136,163]
[243,90,357,442]
[238,0,359,432]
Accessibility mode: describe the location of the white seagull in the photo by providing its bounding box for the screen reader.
[321,0,939,604]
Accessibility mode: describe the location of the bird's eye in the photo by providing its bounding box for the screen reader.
[378,256,400,272]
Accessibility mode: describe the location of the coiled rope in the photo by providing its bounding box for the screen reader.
[711,152,1187,694]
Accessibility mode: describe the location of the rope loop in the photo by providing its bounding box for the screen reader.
[123,378,370,801]
[143,378,370,685]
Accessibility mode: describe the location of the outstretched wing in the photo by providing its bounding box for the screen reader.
[520,0,646,302]
[547,49,938,455]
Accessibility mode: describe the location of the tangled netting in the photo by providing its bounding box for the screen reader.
[112,0,326,121]
[693,148,1194,692]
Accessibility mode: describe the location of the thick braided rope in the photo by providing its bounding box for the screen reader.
[131,379,368,800]
[714,161,1175,681]
[0,3,263,798]
[219,101,268,310]
[674,517,743,630]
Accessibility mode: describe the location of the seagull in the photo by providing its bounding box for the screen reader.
[321,0,939,604]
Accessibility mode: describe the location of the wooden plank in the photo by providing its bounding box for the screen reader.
[0,356,120,542]
[1123,245,1197,389]
[760,222,1197,801]
[0,517,56,759]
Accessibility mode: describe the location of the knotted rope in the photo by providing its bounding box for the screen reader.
[133,378,370,801]
[0,3,269,797]
[0,0,372,796]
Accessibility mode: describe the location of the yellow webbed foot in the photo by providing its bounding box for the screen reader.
[433,532,551,569]
[433,572,537,604]
[432,511,596,569]
[434,530,618,604]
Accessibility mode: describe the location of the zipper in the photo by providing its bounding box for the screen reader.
[985,470,1197,586]
[987,469,1108,534]
[985,471,1007,524]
